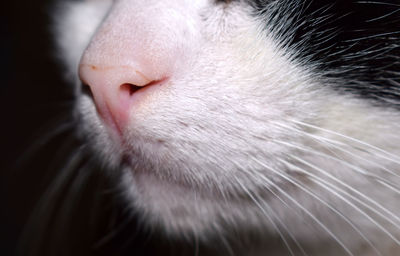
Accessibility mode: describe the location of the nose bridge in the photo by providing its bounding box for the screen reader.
[80,0,201,78]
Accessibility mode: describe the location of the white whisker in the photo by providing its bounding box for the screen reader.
[288,155,400,246]
[274,121,400,181]
[279,159,391,255]
[280,159,383,255]
[275,139,400,194]
[233,176,296,256]
[377,180,400,195]
[290,119,400,164]
[287,152,400,227]
[233,161,311,256]
[250,157,355,256]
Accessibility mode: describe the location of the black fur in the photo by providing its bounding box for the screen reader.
[252,0,400,107]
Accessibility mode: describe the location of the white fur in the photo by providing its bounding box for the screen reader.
[56,0,400,255]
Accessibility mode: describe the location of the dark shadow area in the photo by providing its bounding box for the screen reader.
[0,0,73,255]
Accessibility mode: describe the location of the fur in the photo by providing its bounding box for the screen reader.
[31,0,400,255]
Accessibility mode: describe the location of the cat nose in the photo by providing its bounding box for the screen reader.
[78,64,166,134]
[77,0,200,135]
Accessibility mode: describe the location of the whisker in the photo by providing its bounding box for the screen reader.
[92,210,136,250]
[231,162,310,256]
[219,230,235,256]
[275,139,400,193]
[14,120,76,171]
[250,157,355,256]
[377,180,400,195]
[288,155,400,245]
[18,144,89,255]
[194,233,199,256]
[233,176,296,256]
[54,156,98,248]
[289,119,400,164]
[274,121,400,181]
[312,176,400,248]
[280,159,382,255]
[283,146,400,227]
[355,1,400,8]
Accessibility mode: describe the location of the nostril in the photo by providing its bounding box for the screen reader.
[120,83,141,96]
[120,78,167,98]
[81,83,94,98]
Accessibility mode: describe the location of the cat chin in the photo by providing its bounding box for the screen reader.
[118,166,276,238]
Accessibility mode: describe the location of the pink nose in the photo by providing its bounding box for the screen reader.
[77,0,198,136]
[79,64,163,134]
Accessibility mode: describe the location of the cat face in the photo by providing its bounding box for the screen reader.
[55,0,400,254]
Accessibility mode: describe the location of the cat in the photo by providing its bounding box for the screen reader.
[24,0,400,255]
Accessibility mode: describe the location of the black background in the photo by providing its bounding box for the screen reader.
[1,0,73,255]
